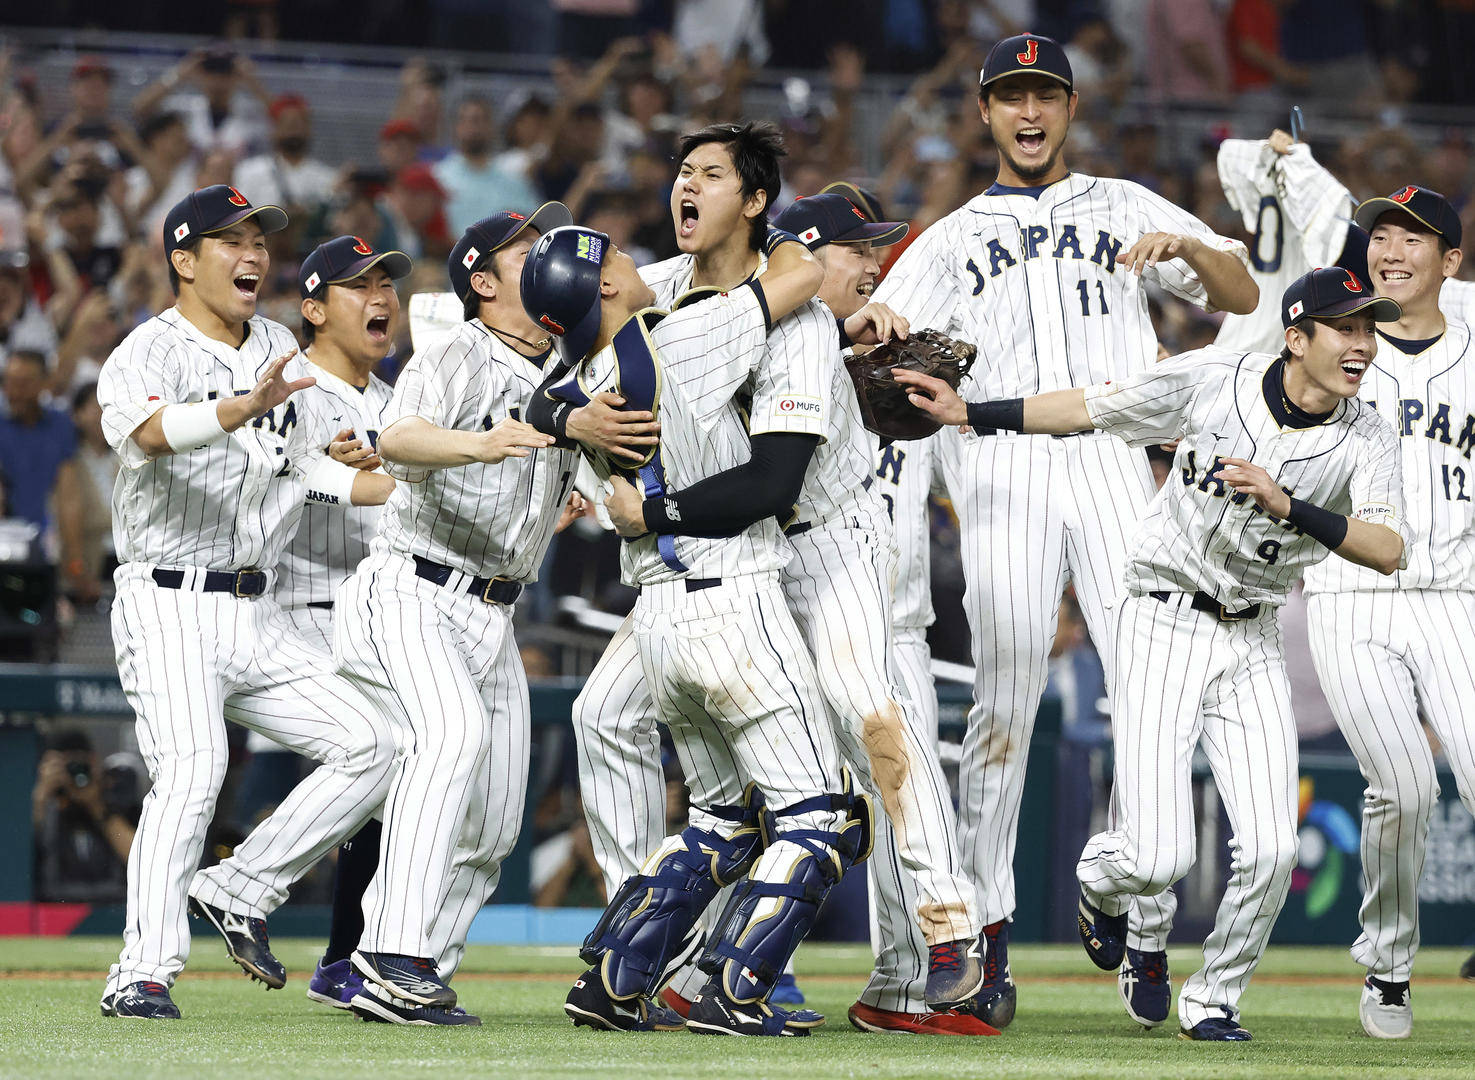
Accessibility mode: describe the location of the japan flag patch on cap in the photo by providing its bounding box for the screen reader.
[304,271,321,292]
[1288,300,1305,321]
[799,226,822,244]
[174,222,191,242]
[462,246,480,269]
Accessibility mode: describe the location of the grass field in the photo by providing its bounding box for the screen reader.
[5,938,1473,1079]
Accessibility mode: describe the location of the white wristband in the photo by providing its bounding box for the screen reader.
[160,401,228,453]
[304,456,359,506]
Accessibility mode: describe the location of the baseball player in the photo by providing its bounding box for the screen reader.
[898,265,1406,1040]
[1215,126,1363,355]
[553,124,985,1029]
[275,234,410,1010]
[1302,186,1475,1039]
[330,204,588,1026]
[96,186,399,1020]
[770,192,990,1035]
[523,221,873,1038]
[870,32,1258,1028]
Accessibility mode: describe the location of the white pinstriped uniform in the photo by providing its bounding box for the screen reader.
[97,308,398,997]
[1303,315,1475,982]
[871,174,1247,943]
[1442,278,1475,324]
[1214,139,1356,355]
[576,283,845,909]
[577,257,978,1010]
[1075,346,1404,1027]
[332,321,577,974]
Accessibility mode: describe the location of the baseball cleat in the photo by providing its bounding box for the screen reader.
[350,984,480,1026]
[1359,976,1412,1039]
[685,983,806,1037]
[925,936,985,1010]
[100,981,181,1020]
[770,972,805,1005]
[1179,1017,1251,1041]
[1118,947,1171,1028]
[847,1001,1000,1036]
[351,950,456,1007]
[662,985,823,1030]
[1077,890,1128,971]
[970,919,1017,1028]
[306,957,363,1010]
[564,969,671,1032]
[189,897,286,988]
[1461,951,1475,981]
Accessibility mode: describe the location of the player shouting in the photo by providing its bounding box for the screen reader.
[897,266,1405,1040]
[871,32,1257,1028]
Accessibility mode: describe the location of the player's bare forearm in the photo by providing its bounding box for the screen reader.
[1185,243,1259,315]
[759,234,825,323]
[1335,519,1404,576]
[349,470,396,507]
[1022,389,1094,434]
[378,416,488,468]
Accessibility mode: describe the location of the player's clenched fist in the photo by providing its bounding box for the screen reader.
[601,474,647,538]
[1117,232,1204,275]
[477,418,556,463]
[1218,456,1292,517]
[567,391,661,463]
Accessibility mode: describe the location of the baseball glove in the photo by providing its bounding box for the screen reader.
[846,329,977,441]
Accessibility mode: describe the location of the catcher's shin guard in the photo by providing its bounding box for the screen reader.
[699,769,874,1004]
[579,784,766,1000]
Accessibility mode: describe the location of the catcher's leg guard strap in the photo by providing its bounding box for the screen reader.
[700,782,873,1004]
[579,787,765,1000]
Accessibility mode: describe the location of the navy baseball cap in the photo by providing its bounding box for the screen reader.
[819,181,887,225]
[979,33,1073,92]
[520,226,609,363]
[1282,266,1402,328]
[448,201,573,303]
[163,184,287,256]
[300,235,412,299]
[1354,185,1463,250]
[774,194,908,251]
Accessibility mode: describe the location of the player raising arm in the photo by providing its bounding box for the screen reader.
[898,267,1405,1041]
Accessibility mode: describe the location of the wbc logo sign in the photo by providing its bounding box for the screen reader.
[1016,38,1039,65]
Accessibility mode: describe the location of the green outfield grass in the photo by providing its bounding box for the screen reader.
[3,938,1472,1079]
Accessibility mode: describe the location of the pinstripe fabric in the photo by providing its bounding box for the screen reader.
[105,566,398,994]
[1078,594,1300,1028]
[1307,590,1475,981]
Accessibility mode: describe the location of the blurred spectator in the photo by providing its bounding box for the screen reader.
[434,95,540,232]
[1280,0,1380,105]
[69,381,117,588]
[0,218,57,369]
[31,729,140,902]
[124,112,197,241]
[1064,15,1132,117]
[378,118,424,177]
[383,163,452,260]
[673,0,768,65]
[392,58,449,161]
[1227,0,1308,97]
[234,94,336,220]
[48,181,124,293]
[0,349,95,600]
[1146,0,1230,104]
[133,46,270,159]
[492,96,552,186]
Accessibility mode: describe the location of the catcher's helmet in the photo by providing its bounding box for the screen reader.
[520,225,610,362]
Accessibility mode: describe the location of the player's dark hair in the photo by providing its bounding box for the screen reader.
[301,316,316,345]
[1280,318,1318,364]
[462,248,506,320]
[168,235,203,296]
[678,121,786,252]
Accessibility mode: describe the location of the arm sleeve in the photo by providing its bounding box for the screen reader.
[871,217,964,334]
[379,334,488,482]
[1276,144,1357,268]
[1134,184,1250,308]
[96,332,183,469]
[526,355,579,445]
[643,432,820,539]
[1083,348,1220,446]
[747,300,836,438]
[1349,414,1405,544]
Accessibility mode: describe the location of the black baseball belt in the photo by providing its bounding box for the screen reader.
[1149,590,1261,622]
[412,555,523,605]
[151,568,266,597]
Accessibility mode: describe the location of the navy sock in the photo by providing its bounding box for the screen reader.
[322,819,382,965]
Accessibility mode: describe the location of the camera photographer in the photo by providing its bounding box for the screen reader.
[31,729,140,902]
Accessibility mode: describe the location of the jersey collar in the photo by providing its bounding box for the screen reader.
[1262,357,1338,429]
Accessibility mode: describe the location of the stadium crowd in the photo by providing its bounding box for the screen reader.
[6,2,1475,901]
